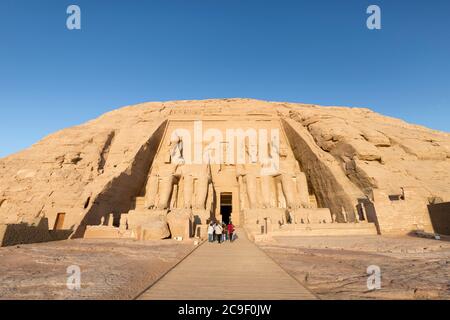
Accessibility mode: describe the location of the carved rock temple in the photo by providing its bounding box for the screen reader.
[98,113,345,241]
[1,99,450,245]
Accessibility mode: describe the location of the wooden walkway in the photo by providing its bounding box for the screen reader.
[138,230,317,300]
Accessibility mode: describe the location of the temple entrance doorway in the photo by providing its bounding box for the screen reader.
[220,192,233,224]
[53,213,66,230]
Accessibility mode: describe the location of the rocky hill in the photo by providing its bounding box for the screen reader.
[0,99,449,238]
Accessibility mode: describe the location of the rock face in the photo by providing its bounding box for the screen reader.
[0,99,449,245]
[0,101,168,243]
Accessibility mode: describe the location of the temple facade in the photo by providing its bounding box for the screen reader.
[85,110,378,240]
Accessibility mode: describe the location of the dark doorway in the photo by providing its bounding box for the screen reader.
[428,202,450,235]
[220,193,232,224]
[53,213,66,230]
[357,198,380,234]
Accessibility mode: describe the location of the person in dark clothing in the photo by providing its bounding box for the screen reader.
[227,221,235,242]
[222,223,228,242]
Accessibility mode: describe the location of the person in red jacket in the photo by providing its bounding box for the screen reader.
[227,221,235,242]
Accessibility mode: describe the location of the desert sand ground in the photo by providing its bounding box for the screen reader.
[0,239,195,300]
[1,235,449,300]
[258,235,450,300]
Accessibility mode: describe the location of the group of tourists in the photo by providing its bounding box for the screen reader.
[207,221,235,243]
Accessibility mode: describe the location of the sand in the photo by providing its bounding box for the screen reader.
[258,235,450,300]
[0,239,195,300]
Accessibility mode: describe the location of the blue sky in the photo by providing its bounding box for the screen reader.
[0,0,449,158]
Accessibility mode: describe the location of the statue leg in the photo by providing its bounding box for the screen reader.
[296,172,310,208]
[281,174,296,209]
[245,174,258,209]
[183,175,193,209]
[195,175,209,210]
[157,175,175,209]
[261,175,273,208]
[144,174,158,209]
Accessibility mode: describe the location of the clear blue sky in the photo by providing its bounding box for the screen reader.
[1,0,449,158]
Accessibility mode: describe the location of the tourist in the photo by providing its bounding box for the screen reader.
[228,221,235,242]
[207,222,214,243]
[214,222,223,244]
[222,223,228,242]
